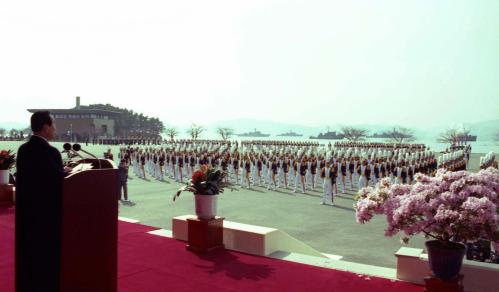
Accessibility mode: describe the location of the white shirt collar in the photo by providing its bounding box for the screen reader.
[32,134,49,143]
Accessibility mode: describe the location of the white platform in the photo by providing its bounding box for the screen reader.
[148,229,173,238]
[118,216,140,223]
[270,251,396,279]
[396,247,499,292]
[172,215,327,258]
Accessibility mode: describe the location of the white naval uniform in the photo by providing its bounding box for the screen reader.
[396,167,402,184]
[277,160,284,187]
[358,165,367,189]
[288,159,295,178]
[315,162,323,188]
[322,167,333,204]
[294,162,304,193]
[305,162,313,190]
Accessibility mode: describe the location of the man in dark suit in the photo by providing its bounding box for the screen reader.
[16,111,70,292]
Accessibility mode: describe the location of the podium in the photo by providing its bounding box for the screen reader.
[0,184,14,207]
[424,274,464,292]
[187,217,225,253]
[59,158,119,292]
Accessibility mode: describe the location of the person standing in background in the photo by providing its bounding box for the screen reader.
[118,159,129,203]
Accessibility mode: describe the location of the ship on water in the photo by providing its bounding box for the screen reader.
[309,131,344,140]
[457,133,477,142]
[277,130,303,137]
[237,128,271,138]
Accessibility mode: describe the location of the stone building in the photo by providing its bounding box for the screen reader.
[27,96,121,141]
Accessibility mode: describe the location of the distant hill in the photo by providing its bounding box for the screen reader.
[464,120,499,141]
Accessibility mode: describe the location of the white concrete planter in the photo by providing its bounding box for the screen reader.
[194,194,218,220]
[0,169,9,185]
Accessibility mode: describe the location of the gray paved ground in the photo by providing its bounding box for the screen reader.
[1,141,484,268]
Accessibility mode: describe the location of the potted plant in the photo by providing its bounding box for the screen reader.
[173,166,234,220]
[354,167,499,280]
[0,150,16,185]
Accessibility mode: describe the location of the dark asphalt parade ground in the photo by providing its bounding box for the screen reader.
[1,141,485,268]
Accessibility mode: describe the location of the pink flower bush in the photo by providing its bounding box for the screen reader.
[354,167,499,243]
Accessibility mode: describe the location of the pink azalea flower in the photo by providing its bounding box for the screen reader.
[354,168,499,243]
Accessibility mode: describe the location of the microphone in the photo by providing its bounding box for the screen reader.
[62,143,72,152]
[72,144,102,169]
[62,142,83,160]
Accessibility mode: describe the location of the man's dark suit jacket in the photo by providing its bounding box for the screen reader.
[15,135,67,292]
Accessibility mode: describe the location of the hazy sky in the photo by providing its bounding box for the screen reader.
[1,0,498,128]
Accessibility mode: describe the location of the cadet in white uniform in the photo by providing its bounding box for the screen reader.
[321,161,334,205]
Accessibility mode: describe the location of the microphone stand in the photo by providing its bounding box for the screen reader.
[61,143,84,164]
[72,144,102,170]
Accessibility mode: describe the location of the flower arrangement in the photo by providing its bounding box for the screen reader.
[0,150,16,170]
[354,167,499,244]
[173,166,233,201]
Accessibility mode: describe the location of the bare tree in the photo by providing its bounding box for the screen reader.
[339,126,368,142]
[438,128,460,144]
[164,127,179,142]
[382,127,415,144]
[438,127,473,145]
[217,127,234,141]
[187,123,204,140]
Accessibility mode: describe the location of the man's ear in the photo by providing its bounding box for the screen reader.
[41,124,50,133]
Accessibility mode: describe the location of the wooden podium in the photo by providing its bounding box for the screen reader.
[0,184,14,207]
[187,217,225,253]
[424,274,464,292]
[59,158,119,292]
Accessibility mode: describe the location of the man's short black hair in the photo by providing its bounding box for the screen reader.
[31,111,53,132]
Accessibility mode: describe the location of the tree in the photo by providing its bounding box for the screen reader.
[164,127,179,142]
[217,127,234,141]
[437,127,472,145]
[339,126,368,142]
[382,127,415,144]
[187,123,204,140]
[9,129,19,139]
[438,128,458,144]
[0,128,5,138]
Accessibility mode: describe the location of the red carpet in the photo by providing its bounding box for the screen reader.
[1,207,422,291]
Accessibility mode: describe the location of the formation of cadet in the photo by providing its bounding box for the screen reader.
[480,151,497,170]
[333,142,426,151]
[92,137,163,145]
[118,139,441,206]
[437,146,471,172]
[241,140,319,147]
